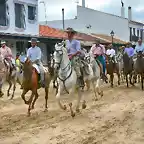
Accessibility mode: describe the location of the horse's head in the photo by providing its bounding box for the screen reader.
[137,51,143,58]
[85,53,90,64]
[53,42,64,70]
[21,57,33,79]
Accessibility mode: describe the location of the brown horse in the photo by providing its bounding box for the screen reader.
[21,58,51,116]
[123,53,134,87]
[106,55,120,87]
[133,52,144,90]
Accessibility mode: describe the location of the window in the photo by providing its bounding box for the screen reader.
[140,29,143,40]
[0,0,6,26]
[137,29,139,37]
[16,41,26,54]
[28,6,36,20]
[133,28,135,35]
[15,3,25,28]
[129,27,132,41]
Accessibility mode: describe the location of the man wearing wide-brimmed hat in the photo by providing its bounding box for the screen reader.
[0,40,15,69]
[65,27,84,87]
[27,38,45,87]
[124,42,134,58]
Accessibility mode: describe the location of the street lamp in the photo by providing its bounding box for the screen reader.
[39,1,47,24]
[110,30,114,43]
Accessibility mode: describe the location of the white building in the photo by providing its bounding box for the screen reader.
[41,3,144,42]
[0,0,39,57]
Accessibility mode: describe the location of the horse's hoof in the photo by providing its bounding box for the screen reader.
[71,112,75,117]
[31,106,34,110]
[100,91,103,97]
[27,112,31,117]
[76,108,80,113]
[25,101,30,105]
[63,105,67,110]
[44,108,48,112]
[69,103,72,107]
[95,98,98,101]
[82,103,87,109]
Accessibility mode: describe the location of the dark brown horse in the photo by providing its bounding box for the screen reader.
[123,53,134,87]
[21,58,51,116]
[106,55,120,87]
[133,52,144,90]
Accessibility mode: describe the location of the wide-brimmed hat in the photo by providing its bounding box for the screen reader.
[1,40,6,44]
[65,27,77,34]
[28,38,39,43]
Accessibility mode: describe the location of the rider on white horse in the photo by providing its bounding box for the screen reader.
[65,27,84,87]
[27,38,45,87]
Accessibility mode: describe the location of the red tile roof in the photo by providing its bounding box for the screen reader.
[91,33,127,44]
[39,25,83,40]
[39,25,97,41]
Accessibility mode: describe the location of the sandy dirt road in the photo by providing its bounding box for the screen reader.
[0,83,144,144]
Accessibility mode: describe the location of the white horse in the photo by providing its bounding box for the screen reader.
[84,52,103,100]
[53,42,86,117]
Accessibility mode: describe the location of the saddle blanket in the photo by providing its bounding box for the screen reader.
[32,64,48,74]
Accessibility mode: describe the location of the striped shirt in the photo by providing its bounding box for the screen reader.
[90,44,105,57]
[0,46,12,59]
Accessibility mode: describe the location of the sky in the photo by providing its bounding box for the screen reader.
[38,0,144,22]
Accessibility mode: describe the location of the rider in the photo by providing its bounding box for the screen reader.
[124,42,134,57]
[0,40,15,70]
[106,44,117,63]
[134,39,144,54]
[65,27,84,87]
[27,38,45,87]
[90,40,107,80]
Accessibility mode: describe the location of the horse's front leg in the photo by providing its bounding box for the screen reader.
[96,78,103,98]
[31,90,39,110]
[7,80,12,97]
[92,80,98,101]
[27,93,34,116]
[141,74,144,90]
[56,86,67,110]
[110,74,114,87]
[117,72,120,85]
[21,89,29,104]
[0,80,4,98]
[44,86,49,111]
[11,80,16,99]
[126,74,129,87]
[129,73,134,86]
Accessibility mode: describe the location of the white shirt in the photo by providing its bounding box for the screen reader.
[106,49,116,57]
[27,46,42,62]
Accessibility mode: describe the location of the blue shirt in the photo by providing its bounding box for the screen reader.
[66,39,81,55]
[27,46,42,62]
[134,44,144,54]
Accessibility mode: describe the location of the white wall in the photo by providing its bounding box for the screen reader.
[0,0,38,35]
[45,6,144,42]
